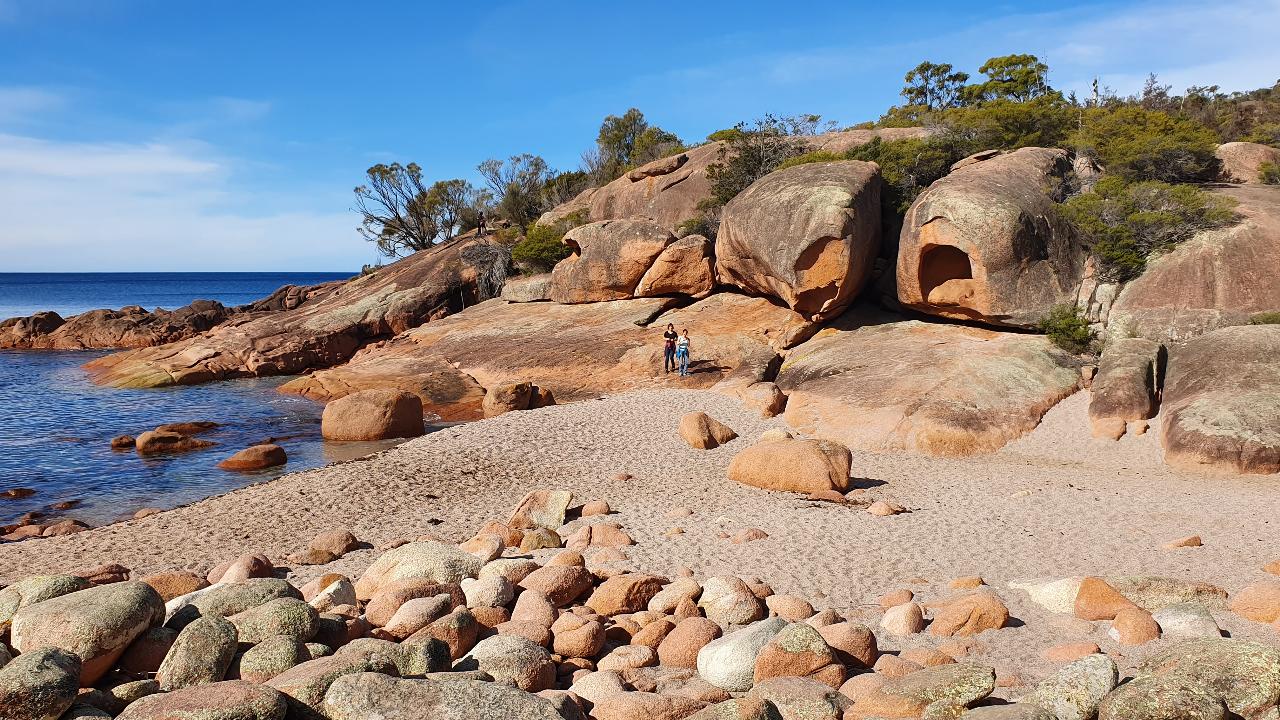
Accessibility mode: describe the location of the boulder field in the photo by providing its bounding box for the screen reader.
[3,488,1280,720]
[54,134,1280,472]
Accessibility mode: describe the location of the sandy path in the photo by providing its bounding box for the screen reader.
[1,387,1276,686]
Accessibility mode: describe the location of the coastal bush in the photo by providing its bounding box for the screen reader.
[1071,106,1221,183]
[477,154,554,228]
[512,221,572,273]
[1250,311,1280,325]
[592,108,684,182]
[704,114,831,206]
[847,135,975,216]
[676,213,719,240]
[1038,304,1096,354]
[1261,161,1280,185]
[1060,176,1239,281]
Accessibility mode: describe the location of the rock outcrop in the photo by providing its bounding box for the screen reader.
[0,301,235,351]
[897,147,1085,328]
[500,274,552,303]
[538,128,930,232]
[776,311,1079,456]
[282,293,811,418]
[84,238,486,388]
[1216,141,1280,184]
[1161,324,1280,474]
[634,235,716,298]
[550,220,676,303]
[716,161,882,321]
[1088,338,1164,440]
[1106,185,1280,344]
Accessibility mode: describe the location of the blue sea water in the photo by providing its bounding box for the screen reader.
[0,271,353,320]
[0,273,408,527]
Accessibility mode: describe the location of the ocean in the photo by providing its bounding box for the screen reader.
[0,272,403,526]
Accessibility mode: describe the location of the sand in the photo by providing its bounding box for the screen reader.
[1,387,1276,688]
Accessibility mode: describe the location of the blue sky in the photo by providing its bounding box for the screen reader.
[1,0,1277,272]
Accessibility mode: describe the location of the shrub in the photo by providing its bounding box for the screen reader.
[941,96,1075,151]
[1038,304,1096,354]
[775,150,845,171]
[1071,106,1221,183]
[704,114,829,206]
[1060,176,1239,282]
[847,134,977,216]
[1260,161,1280,185]
[706,128,744,143]
[676,214,718,240]
[511,222,572,274]
[1250,311,1280,325]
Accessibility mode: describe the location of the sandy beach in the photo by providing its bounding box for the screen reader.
[1,386,1273,688]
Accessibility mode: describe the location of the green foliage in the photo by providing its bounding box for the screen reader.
[477,154,553,228]
[676,214,718,240]
[1249,311,1280,325]
[1246,123,1280,147]
[594,108,683,182]
[962,54,1055,104]
[704,114,831,206]
[1260,161,1280,185]
[846,135,974,216]
[1038,304,1097,354]
[512,221,572,274]
[775,150,845,171]
[706,128,743,143]
[942,96,1075,151]
[1072,106,1221,183]
[354,163,485,257]
[901,61,969,110]
[1061,176,1239,282]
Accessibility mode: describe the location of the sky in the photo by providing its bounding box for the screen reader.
[0,0,1277,272]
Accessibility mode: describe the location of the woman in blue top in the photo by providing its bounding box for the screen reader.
[675,329,691,377]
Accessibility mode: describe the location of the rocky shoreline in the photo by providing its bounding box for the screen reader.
[2,389,1280,718]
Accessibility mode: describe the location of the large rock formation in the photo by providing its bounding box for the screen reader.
[896,147,1085,329]
[776,310,1080,456]
[1216,142,1280,184]
[1161,324,1280,474]
[549,220,675,303]
[634,235,716,298]
[1106,185,1280,345]
[85,239,487,388]
[538,128,931,232]
[716,161,881,321]
[0,301,235,350]
[282,293,812,418]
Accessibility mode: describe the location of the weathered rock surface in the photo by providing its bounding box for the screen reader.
[321,671,564,720]
[777,314,1079,455]
[1020,653,1116,720]
[500,273,552,302]
[217,444,287,471]
[1107,185,1280,344]
[84,238,484,388]
[716,161,882,321]
[1097,638,1280,720]
[282,293,810,418]
[11,581,165,685]
[0,301,235,351]
[0,647,81,720]
[157,615,239,690]
[696,618,788,692]
[1217,141,1280,184]
[727,438,851,494]
[354,541,483,600]
[116,680,286,720]
[897,147,1084,328]
[679,412,739,450]
[848,662,995,718]
[1088,338,1163,439]
[0,574,91,634]
[550,219,675,303]
[321,389,425,441]
[635,234,717,298]
[1160,324,1280,474]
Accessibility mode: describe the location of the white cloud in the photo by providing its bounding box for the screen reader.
[0,132,361,271]
[0,86,66,123]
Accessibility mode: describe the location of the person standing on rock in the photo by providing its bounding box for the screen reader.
[663,323,678,374]
[476,211,487,238]
[676,329,692,377]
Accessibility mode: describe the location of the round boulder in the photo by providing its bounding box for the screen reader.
[320,389,424,441]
